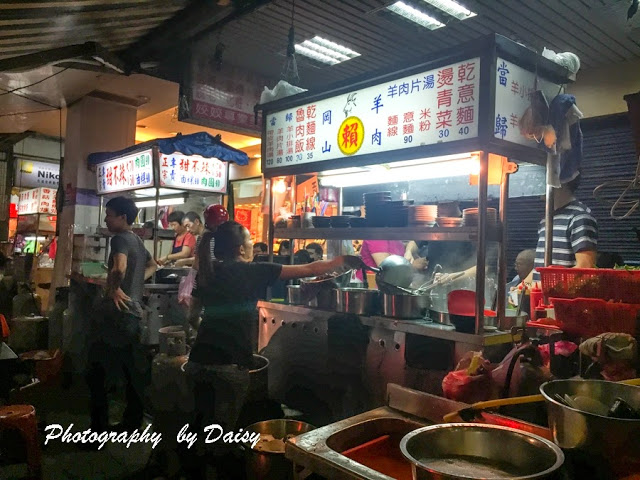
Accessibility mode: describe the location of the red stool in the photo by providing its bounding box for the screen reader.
[0,405,42,480]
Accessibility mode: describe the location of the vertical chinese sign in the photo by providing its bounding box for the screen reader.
[17,187,57,215]
[96,149,154,195]
[493,58,561,145]
[179,48,277,136]
[159,154,228,194]
[263,58,481,170]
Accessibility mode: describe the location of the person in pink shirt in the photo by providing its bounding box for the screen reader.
[355,240,406,281]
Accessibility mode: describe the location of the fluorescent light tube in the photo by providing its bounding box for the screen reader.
[422,0,476,20]
[135,197,185,208]
[295,36,360,65]
[387,1,445,30]
[320,158,479,188]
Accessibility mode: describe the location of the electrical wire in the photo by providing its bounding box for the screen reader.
[0,107,59,118]
[0,67,69,97]
[593,154,640,220]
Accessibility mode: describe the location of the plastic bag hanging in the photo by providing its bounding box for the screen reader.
[519,64,556,151]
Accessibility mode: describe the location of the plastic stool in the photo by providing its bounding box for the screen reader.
[0,405,42,480]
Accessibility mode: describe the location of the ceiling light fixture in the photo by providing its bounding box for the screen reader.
[295,36,360,65]
[421,0,476,20]
[135,197,185,208]
[387,1,445,30]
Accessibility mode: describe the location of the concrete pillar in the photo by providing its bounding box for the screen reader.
[51,93,136,373]
[52,93,136,293]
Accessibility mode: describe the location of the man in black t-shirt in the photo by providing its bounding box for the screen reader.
[86,196,157,433]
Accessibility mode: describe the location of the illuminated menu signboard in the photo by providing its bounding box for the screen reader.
[159,153,228,193]
[18,187,57,215]
[96,149,154,194]
[263,58,481,170]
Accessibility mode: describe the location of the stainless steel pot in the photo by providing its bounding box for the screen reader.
[370,255,414,291]
[286,285,316,307]
[382,293,429,319]
[244,419,315,480]
[428,309,451,325]
[400,423,564,480]
[540,379,640,474]
[335,288,380,315]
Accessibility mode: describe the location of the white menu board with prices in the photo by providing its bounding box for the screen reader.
[18,187,57,215]
[96,149,154,194]
[159,153,228,193]
[493,58,561,146]
[263,58,481,170]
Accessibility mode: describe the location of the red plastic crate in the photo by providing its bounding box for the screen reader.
[538,267,640,303]
[551,297,640,338]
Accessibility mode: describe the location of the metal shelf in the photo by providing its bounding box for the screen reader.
[274,226,499,242]
[97,227,175,240]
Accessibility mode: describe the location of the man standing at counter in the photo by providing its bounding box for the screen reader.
[175,211,205,267]
[533,174,598,276]
[86,196,157,434]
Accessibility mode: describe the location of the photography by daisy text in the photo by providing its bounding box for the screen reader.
[43,423,261,451]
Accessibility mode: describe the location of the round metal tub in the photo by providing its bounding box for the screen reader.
[400,423,564,480]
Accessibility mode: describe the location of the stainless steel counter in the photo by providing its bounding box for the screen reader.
[257,301,515,346]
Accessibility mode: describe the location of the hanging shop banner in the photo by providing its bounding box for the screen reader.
[178,47,276,136]
[493,57,561,146]
[96,149,154,194]
[14,158,60,188]
[263,58,481,170]
[159,153,228,194]
[18,187,57,215]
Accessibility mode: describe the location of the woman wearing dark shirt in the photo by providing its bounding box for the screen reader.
[185,221,363,468]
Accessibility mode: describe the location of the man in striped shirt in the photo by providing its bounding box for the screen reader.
[533,175,598,278]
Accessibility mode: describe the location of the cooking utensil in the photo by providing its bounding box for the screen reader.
[335,288,380,315]
[243,419,315,480]
[299,269,352,300]
[382,293,429,319]
[428,309,451,325]
[540,379,640,473]
[400,423,564,480]
[443,394,545,423]
[370,255,414,290]
[286,285,317,307]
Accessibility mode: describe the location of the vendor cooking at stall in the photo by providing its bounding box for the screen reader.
[175,211,205,267]
[530,174,598,282]
[157,210,196,266]
[184,221,365,471]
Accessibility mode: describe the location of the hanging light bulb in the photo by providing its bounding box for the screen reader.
[281,1,300,85]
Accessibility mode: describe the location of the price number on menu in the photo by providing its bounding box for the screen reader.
[286,155,293,163]
[266,158,274,166]
[403,135,413,144]
[438,129,450,138]
[458,126,470,136]
[276,157,283,164]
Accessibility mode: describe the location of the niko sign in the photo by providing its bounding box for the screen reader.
[14,159,60,188]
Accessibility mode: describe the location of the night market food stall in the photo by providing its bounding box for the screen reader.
[251,33,640,480]
[254,33,574,416]
[69,132,248,347]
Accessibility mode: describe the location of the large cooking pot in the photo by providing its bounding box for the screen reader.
[286,285,317,307]
[335,288,380,315]
[400,423,564,480]
[243,419,315,480]
[382,293,429,319]
[540,379,640,475]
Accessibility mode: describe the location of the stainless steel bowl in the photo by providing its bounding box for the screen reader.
[244,419,315,480]
[382,293,429,319]
[540,379,640,470]
[335,288,380,315]
[400,423,564,480]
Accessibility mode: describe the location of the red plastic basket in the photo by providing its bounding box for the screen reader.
[537,267,640,303]
[551,297,640,338]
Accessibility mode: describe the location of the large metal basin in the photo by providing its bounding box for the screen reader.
[327,417,423,480]
[540,379,640,475]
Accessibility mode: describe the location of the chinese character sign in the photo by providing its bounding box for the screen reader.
[493,58,561,146]
[159,153,228,193]
[17,187,57,215]
[96,149,154,194]
[263,58,480,170]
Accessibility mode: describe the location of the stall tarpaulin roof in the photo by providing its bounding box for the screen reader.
[87,132,249,166]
